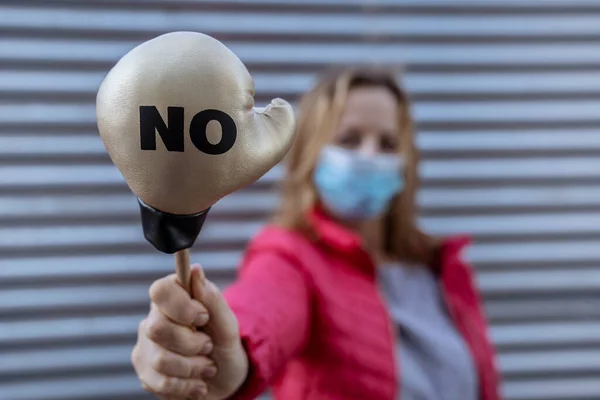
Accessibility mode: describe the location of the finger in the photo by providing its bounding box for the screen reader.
[135,328,217,380]
[190,264,207,299]
[195,262,206,287]
[150,274,210,327]
[157,396,188,400]
[133,341,209,398]
[140,368,207,399]
[157,396,180,400]
[149,344,218,380]
[141,384,180,400]
[191,266,240,347]
[143,310,215,356]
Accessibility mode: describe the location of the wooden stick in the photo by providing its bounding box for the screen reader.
[175,248,192,294]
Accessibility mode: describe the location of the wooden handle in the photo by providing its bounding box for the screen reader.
[175,249,199,331]
[175,249,192,294]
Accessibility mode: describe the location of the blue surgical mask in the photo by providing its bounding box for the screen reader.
[313,145,404,221]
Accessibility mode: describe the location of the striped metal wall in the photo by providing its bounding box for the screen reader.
[1,1,600,399]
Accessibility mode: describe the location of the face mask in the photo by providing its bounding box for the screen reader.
[313,145,404,221]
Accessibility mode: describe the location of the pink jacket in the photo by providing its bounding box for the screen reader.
[224,209,502,400]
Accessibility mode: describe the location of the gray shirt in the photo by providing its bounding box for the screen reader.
[377,263,478,400]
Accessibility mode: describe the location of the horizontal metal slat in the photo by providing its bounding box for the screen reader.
[7,342,599,382]
[410,71,600,95]
[7,273,595,321]
[0,278,234,317]
[486,298,600,322]
[0,314,138,347]
[1,344,133,376]
[393,0,600,7]
[0,192,279,220]
[4,129,600,162]
[499,349,600,375]
[504,377,600,400]
[397,0,600,5]
[468,240,600,265]
[423,212,600,237]
[4,242,600,288]
[1,374,145,400]
[6,71,600,99]
[5,158,600,190]
[2,38,600,66]
[491,321,600,348]
[0,134,107,156]
[1,372,261,400]
[5,186,600,225]
[415,101,600,123]
[478,269,600,294]
[0,221,263,249]
[0,164,283,187]
[0,251,241,282]
[0,284,150,313]
[419,186,600,210]
[4,314,600,350]
[2,316,600,355]
[417,129,600,153]
[1,6,600,38]
[2,130,600,159]
[3,100,600,127]
[422,157,600,181]
[5,158,600,191]
[408,73,600,95]
[8,0,600,10]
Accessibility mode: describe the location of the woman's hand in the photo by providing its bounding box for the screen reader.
[132,264,249,399]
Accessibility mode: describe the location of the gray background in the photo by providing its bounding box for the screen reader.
[1,1,600,399]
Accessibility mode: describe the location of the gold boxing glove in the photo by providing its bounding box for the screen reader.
[96,32,296,258]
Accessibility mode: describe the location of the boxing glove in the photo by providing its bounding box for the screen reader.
[96,32,296,254]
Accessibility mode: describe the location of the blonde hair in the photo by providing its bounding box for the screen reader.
[273,67,438,266]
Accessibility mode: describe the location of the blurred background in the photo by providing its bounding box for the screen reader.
[1,0,600,399]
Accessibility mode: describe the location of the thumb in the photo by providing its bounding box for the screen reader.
[257,97,295,123]
[253,98,296,157]
[190,264,240,348]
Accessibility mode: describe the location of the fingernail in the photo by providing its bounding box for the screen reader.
[203,365,217,378]
[194,313,208,326]
[191,385,207,397]
[201,341,213,355]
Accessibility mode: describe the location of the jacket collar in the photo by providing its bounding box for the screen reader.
[307,205,472,275]
[308,206,365,254]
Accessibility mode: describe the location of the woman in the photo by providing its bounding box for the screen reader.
[131,67,502,400]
